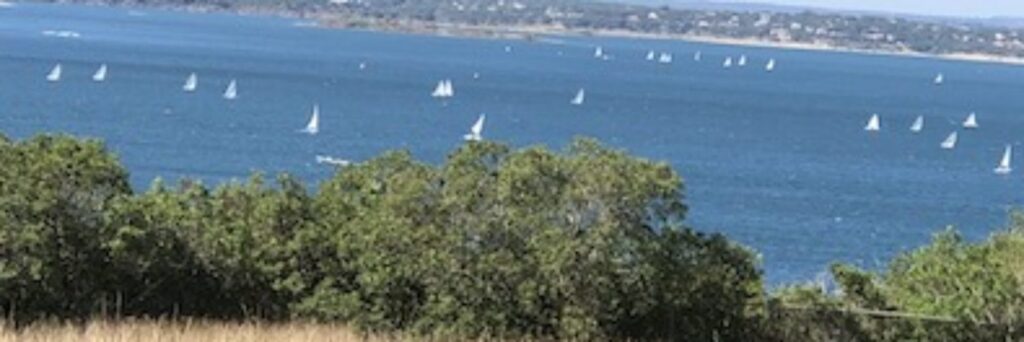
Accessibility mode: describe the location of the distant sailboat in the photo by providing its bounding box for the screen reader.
[765,58,776,72]
[962,112,978,129]
[594,46,604,58]
[658,52,673,64]
[934,73,944,85]
[463,114,485,141]
[646,50,655,61]
[694,51,702,62]
[46,64,62,82]
[723,57,733,68]
[940,131,958,150]
[571,88,585,105]
[223,79,237,100]
[737,55,747,66]
[183,73,198,92]
[316,155,350,167]
[431,79,454,98]
[358,62,367,70]
[300,104,320,135]
[910,116,924,133]
[92,64,107,82]
[864,114,880,132]
[995,145,1013,175]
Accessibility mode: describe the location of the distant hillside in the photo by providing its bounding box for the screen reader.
[37,0,1024,61]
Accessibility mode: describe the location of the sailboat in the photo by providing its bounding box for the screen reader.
[316,155,350,166]
[46,64,62,82]
[223,79,238,100]
[300,104,320,135]
[694,51,702,62]
[909,116,924,133]
[765,58,776,72]
[463,114,485,141]
[571,88,585,105]
[940,131,958,150]
[864,114,880,132]
[646,50,655,61]
[995,145,1013,175]
[92,64,107,82]
[431,79,454,98]
[594,46,604,58]
[962,112,978,129]
[934,73,944,85]
[737,55,747,67]
[658,52,673,64]
[723,57,733,68]
[183,73,198,92]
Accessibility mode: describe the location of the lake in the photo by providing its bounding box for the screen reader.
[2,3,1024,285]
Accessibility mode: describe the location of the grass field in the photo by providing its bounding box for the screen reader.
[0,320,396,342]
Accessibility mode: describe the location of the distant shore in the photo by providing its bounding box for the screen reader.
[27,1,1024,67]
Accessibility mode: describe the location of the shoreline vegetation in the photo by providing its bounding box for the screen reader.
[29,0,1024,66]
[4,133,1024,340]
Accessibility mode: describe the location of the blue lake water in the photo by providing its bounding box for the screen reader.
[3,3,1024,285]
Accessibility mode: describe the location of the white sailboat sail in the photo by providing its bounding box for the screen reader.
[910,116,924,133]
[737,55,747,66]
[723,57,733,68]
[301,104,320,135]
[646,50,655,61]
[934,73,944,85]
[46,64,62,82]
[431,80,446,98]
[995,145,1013,175]
[223,79,237,100]
[445,80,454,97]
[594,46,603,58]
[658,52,672,64]
[694,51,702,62]
[765,58,776,72]
[941,131,958,150]
[432,79,454,98]
[962,112,978,129]
[92,64,107,82]
[183,73,198,92]
[463,114,485,141]
[571,88,585,105]
[864,114,880,132]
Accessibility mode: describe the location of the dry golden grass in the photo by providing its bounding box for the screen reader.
[0,320,399,342]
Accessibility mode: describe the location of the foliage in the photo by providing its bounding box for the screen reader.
[0,134,764,340]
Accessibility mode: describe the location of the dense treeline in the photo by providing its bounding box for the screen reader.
[7,133,1024,341]
[0,134,764,340]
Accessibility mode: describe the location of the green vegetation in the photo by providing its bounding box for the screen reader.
[48,0,1024,58]
[7,133,1024,341]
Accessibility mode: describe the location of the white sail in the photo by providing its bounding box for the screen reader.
[910,116,924,133]
[738,55,747,66]
[962,112,978,129]
[316,155,350,167]
[934,73,944,85]
[658,52,672,64]
[723,57,733,68]
[223,79,237,100]
[92,64,107,82]
[941,131,958,150]
[431,80,446,98]
[46,64,62,82]
[445,80,455,97]
[694,51,702,62]
[594,46,604,58]
[183,73,198,92]
[301,104,320,135]
[864,114,880,132]
[995,145,1013,175]
[463,114,485,141]
[765,58,776,72]
[646,50,655,61]
[571,88,585,105]
[432,79,454,98]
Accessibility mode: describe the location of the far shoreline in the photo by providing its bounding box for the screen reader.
[21,1,1024,67]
